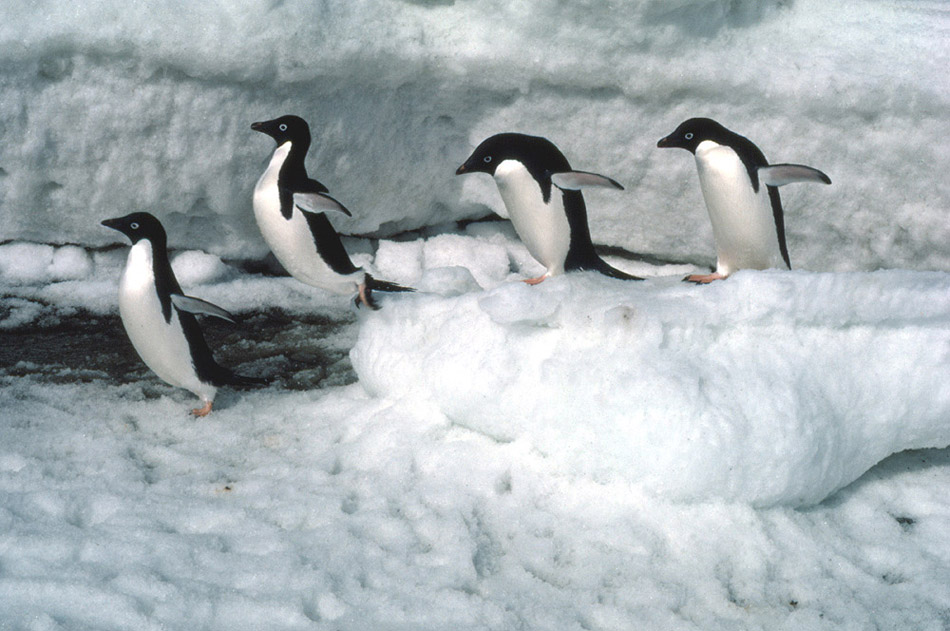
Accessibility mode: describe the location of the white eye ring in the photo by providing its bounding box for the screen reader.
[279,124,288,131]
[130,222,140,230]
[483,156,492,163]
[684,132,694,140]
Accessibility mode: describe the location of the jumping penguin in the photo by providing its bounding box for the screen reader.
[102,212,265,416]
[657,117,831,283]
[456,132,641,284]
[251,115,412,309]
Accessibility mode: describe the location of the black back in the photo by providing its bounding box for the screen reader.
[101,212,249,387]
[457,133,640,280]
[252,115,360,275]
[658,118,790,268]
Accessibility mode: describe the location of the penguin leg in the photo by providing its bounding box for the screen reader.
[192,399,213,417]
[683,272,726,284]
[523,274,549,285]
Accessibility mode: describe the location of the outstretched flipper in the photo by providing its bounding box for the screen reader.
[550,170,625,191]
[171,294,236,323]
[759,164,832,187]
[293,191,353,216]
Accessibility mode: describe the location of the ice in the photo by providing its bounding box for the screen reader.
[0,0,946,272]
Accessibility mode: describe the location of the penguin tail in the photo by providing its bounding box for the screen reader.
[569,255,643,281]
[358,274,415,311]
[594,260,643,281]
[216,368,269,389]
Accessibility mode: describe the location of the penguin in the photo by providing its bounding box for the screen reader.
[251,115,412,309]
[456,133,641,284]
[657,118,831,283]
[102,212,265,416]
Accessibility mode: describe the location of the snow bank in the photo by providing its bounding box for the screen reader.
[1,1,947,272]
[352,270,950,506]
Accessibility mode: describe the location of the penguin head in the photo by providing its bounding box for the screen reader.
[657,118,730,154]
[456,133,570,178]
[101,212,167,246]
[251,115,311,147]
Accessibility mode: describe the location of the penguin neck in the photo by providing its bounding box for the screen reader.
[280,139,311,180]
[128,238,179,322]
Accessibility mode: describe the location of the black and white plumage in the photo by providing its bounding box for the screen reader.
[456,132,641,284]
[101,212,264,416]
[251,115,412,309]
[657,118,831,283]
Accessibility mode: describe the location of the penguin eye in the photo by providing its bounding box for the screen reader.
[684,132,694,140]
[483,156,492,164]
[130,222,140,230]
[279,124,288,132]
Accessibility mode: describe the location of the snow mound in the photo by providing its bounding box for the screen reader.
[352,270,950,506]
[0,242,94,285]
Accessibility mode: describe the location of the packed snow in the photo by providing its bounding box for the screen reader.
[1,0,949,628]
[2,221,949,629]
[1,0,948,271]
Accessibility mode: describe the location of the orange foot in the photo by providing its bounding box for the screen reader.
[192,400,213,417]
[684,272,726,284]
[523,274,549,285]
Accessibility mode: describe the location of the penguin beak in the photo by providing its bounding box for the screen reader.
[455,164,468,175]
[250,121,265,132]
[657,135,673,148]
[101,217,120,230]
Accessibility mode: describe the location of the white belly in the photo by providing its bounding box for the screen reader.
[695,141,786,276]
[493,160,571,276]
[252,143,363,295]
[118,242,214,401]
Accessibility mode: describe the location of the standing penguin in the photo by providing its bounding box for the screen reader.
[456,133,641,284]
[102,212,265,416]
[251,115,412,309]
[657,118,831,283]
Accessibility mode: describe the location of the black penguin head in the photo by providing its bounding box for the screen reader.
[456,132,571,178]
[657,118,732,154]
[251,115,311,147]
[101,212,167,246]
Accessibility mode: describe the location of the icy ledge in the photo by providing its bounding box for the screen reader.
[351,269,950,507]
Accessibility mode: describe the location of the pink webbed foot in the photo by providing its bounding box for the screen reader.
[192,400,213,417]
[684,272,726,284]
[523,274,549,286]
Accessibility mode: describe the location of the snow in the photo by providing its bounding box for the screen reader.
[1,223,949,628]
[1,0,949,627]
[0,0,947,271]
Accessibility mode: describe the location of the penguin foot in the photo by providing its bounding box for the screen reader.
[523,274,549,286]
[192,400,213,417]
[355,283,381,311]
[684,272,725,284]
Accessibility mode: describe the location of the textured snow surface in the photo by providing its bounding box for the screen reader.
[1,227,949,628]
[352,268,950,506]
[1,0,948,271]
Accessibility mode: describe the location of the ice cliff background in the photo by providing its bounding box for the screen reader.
[1,0,947,272]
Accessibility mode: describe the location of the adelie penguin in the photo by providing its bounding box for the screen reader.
[657,118,831,283]
[102,212,265,416]
[251,115,412,309]
[456,132,641,284]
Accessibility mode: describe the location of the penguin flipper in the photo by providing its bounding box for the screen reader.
[550,170,624,191]
[171,294,236,323]
[759,164,832,187]
[294,191,353,216]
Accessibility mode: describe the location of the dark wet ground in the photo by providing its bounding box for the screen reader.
[0,309,358,391]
